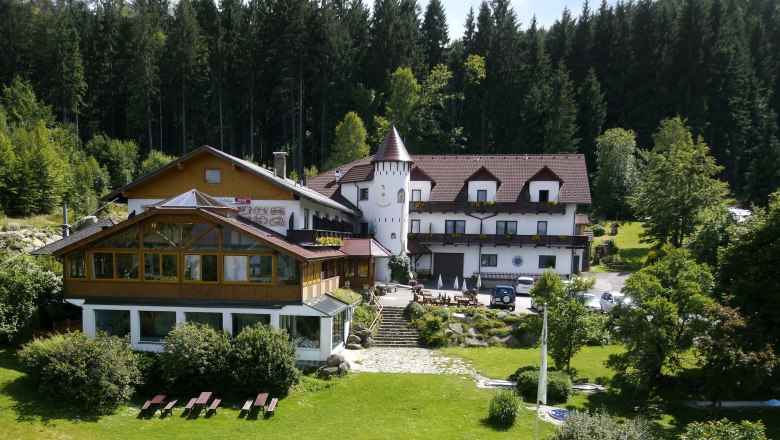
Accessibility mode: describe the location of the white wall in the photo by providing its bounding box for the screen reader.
[425,244,579,278]
[409,207,576,236]
[128,198,164,216]
[529,181,560,202]
[467,181,498,202]
[409,181,432,201]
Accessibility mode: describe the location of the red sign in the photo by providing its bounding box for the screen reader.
[234,197,251,205]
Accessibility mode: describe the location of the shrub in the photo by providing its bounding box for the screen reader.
[417,314,448,348]
[388,253,413,283]
[404,301,426,320]
[583,313,611,346]
[590,224,605,237]
[515,369,572,404]
[231,324,300,397]
[329,288,361,304]
[488,389,520,426]
[18,332,140,413]
[512,314,543,347]
[0,256,63,343]
[432,307,450,322]
[473,318,506,333]
[552,408,657,440]
[680,419,767,440]
[352,303,376,330]
[159,322,232,395]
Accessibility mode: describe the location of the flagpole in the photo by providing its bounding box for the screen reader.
[534,305,548,440]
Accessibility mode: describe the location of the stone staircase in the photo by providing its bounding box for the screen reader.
[373,306,420,347]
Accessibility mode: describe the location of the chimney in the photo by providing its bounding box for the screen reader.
[273,151,287,179]
[302,174,308,187]
[334,169,342,183]
[61,201,70,237]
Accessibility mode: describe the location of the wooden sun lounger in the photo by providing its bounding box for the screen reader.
[266,398,278,416]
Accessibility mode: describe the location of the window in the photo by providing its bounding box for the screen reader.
[539,190,549,202]
[359,222,369,235]
[410,220,421,234]
[232,313,270,335]
[445,220,466,234]
[537,221,548,236]
[185,312,223,331]
[182,223,218,249]
[496,221,517,235]
[539,255,556,269]
[184,254,218,281]
[411,189,421,202]
[94,227,139,248]
[95,310,130,337]
[92,253,114,279]
[67,251,86,278]
[205,168,221,184]
[303,208,310,229]
[277,254,299,285]
[481,254,498,267]
[139,311,176,342]
[249,255,273,283]
[223,255,248,282]
[222,229,271,251]
[344,258,356,277]
[281,315,320,348]
[115,253,139,279]
[332,310,346,349]
[143,224,179,249]
[144,253,178,281]
[477,190,487,202]
[357,258,370,278]
[359,188,369,200]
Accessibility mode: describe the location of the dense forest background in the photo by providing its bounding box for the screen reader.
[1,0,779,207]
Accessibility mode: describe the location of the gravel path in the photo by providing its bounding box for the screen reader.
[341,347,481,376]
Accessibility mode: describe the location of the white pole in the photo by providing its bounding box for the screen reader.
[534,305,548,440]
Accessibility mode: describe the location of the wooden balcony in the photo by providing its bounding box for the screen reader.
[409,201,566,215]
[411,233,589,248]
[286,229,353,245]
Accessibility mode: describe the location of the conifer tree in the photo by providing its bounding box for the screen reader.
[745,110,780,207]
[421,0,448,71]
[576,69,606,168]
[543,63,579,153]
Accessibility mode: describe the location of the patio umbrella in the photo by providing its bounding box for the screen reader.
[453,276,459,291]
[437,274,443,290]
[476,274,482,290]
[462,279,468,293]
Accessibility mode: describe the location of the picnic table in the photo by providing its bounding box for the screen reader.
[150,394,166,413]
[195,392,212,409]
[454,295,470,307]
[254,392,269,411]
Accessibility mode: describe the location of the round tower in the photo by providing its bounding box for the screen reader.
[366,126,412,282]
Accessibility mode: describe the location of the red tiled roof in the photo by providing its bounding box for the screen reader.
[309,154,591,204]
[406,239,431,254]
[339,238,392,257]
[372,126,413,163]
[575,214,590,225]
[339,164,374,183]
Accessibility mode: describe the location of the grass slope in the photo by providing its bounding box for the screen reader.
[590,221,652,272]
[0,349,554,439]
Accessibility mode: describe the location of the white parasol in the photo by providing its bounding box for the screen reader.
[453,276,459,291]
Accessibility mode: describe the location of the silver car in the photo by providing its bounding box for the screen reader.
[600,291,632,313]
[578,293,602,312]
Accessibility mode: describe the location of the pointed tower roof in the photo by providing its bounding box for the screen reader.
[372,126,413,163]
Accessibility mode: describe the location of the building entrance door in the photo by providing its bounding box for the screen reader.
[433,253,464,278]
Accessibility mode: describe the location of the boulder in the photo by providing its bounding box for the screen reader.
[467,327,478,337]
[465,337,488,347]
[448,323,464,335]
[505,335,521,348]
[319,366,340,377]
[496,311,509,320]
[355,329,372,340]
[451,313,473,324]
[338,362,351,374]
[353,323,367,331]
[347,334,361,344]
[4,222,21,231]
[490,336,508,345]
[326,354,345,367]
[346,343,363,350]
[361,336,373,348]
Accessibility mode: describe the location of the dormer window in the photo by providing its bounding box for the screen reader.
[477,190,487,202]
[411,189,421,202]
[539,190,549,202]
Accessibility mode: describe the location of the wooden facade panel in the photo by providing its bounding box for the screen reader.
[65,281,301,302]
[128,154,294,200]
[302,277,340,301]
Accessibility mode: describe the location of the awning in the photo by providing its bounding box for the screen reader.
[304,294,348,316]
[406,239,431,255]
[339,238,392,257]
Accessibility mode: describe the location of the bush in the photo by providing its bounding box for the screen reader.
[388,253,413,284]
[583,313,611,346]
[352,303,376,330]
[18,332,140,413]
[590,224,605,237]
[231,324,300,397]
[515,368,572,404]
[488,389,520,426]
[512,314,543,347]
[404,301,426,320]
[432,307,450,322]
[0,256,63,343]
[417,314,448,348]
[680,419,767,440]
[159,322,232,395]
[552,408,657,440]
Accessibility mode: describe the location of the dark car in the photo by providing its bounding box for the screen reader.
[490,285,516,311]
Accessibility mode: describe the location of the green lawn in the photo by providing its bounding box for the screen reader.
[441,346,780,439]
[0,349,555,439]
[590,221,652,272]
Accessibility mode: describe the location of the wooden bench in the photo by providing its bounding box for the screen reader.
[184,397,197,411]
[140,400,151,411]
[266,398,278,416]
[161,399,177,415]
[207,398,221,414]
[241,399,253,413]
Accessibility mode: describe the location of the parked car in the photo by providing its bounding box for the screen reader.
[490,285,516,311]
[578,293,602,312]
[514,277,535,295]
[600,291,632,313]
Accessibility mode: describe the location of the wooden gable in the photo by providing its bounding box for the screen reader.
[124,153,294,201]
